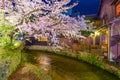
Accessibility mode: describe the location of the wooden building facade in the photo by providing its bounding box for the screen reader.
[98,0,120,61]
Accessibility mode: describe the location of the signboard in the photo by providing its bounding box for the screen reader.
[37,36,48,42]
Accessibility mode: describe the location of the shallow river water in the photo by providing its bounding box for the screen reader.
[25,51,119,80]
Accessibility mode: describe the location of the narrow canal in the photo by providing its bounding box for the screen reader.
[9,50,119,80]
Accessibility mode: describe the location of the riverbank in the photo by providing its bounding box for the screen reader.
[8,50,119,80]
[5,45,120,80]
[8,51,52,80]
[0,48,21,80]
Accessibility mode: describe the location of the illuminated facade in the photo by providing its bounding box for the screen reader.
[98,0,120,62]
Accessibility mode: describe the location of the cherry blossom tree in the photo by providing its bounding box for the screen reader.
[0,0,93,46]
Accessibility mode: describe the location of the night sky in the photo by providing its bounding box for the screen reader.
[69,0,100,16]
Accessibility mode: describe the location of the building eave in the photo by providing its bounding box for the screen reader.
[111,0,118,5]
[102,16,120,27]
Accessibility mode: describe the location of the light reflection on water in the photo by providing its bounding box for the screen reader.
[38,54,51,71]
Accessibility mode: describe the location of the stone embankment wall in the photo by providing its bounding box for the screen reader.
[0,51,21,80]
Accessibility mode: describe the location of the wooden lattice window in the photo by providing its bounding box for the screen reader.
[116,2,120,16]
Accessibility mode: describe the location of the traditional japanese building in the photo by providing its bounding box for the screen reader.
[98,0,120,61]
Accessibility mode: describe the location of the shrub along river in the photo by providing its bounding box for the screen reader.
[9,51,119,80]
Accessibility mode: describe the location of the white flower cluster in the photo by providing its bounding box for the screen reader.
[0,0,94,46]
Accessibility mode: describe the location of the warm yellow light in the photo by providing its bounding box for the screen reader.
[95,31,100,36]
[106,31,108,34]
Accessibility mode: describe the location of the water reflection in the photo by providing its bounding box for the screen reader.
[38,54,51,71]
[27,51,119,80]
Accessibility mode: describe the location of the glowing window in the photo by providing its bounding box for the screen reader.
[116,2,120,16]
